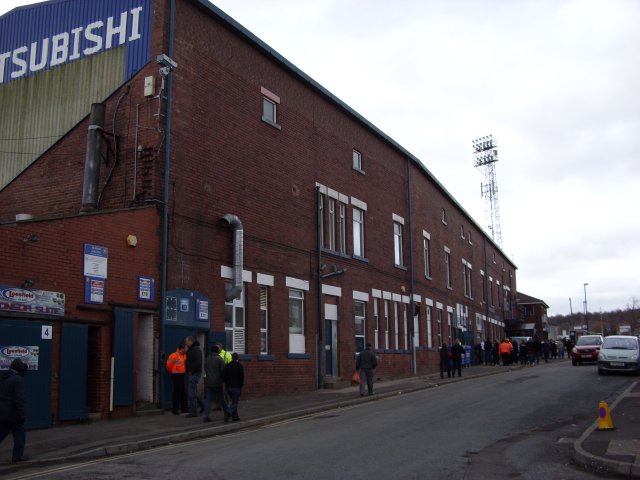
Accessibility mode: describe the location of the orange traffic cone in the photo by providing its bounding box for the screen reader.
[597,401,615,430]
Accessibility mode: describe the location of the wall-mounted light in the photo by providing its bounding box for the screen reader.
[127,234,138,247]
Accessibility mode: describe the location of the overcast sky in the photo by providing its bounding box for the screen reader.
[2,0,639,317]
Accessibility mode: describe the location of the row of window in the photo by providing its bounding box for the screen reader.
[223,274,505,358]
[317,182,513,310]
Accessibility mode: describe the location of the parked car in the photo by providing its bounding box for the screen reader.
[598,335,640,375]
[571,334,604,365]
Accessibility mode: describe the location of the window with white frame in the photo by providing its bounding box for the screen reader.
[489,279,494,306]
[373,298,379,349]
[403,303,408,349]
[338,202,346,253]
[320,190,348,254]
[393,221,404,266]
[412,302,420,347]
[353,149,363,171]
[384,299,390,349]
[460,224,465,239]
[468,230,472,245]
[441,208,447,224]
[261,87,280,128]
[327,198,336,251]
[260,286,269,354]
[444,248,452,289]
[393,301,399,349]
[437,308,443,344]
[355,301,366,352]
[426,305,433,348]
[423,231,431,278]
[447,311,454,344]
[289,289,305,353]
[481,271,487,302]
[224,281,245,353]
[463,260,472,298]
[353,207,365,257]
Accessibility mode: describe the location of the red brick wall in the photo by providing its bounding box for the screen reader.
[0,207,161,417]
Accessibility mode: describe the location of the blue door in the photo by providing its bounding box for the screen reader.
[0,319,52,429]
[59,323,88,421]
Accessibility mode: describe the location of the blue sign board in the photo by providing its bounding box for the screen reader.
[0,0,152,85]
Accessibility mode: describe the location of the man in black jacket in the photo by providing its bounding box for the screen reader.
[356,343,377,396]
[222,353,244,421]
[0,358,28,462]
[184,336,203,417]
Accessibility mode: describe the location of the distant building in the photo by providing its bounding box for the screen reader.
[513,292,549,339]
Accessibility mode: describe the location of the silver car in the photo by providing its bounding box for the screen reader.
[597,335,640,375]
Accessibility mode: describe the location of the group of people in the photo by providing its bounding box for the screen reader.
[166,336,244,423]
[439,339,466,379]
[473,336,568,366]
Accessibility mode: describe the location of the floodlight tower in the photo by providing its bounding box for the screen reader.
[473,135,502,247]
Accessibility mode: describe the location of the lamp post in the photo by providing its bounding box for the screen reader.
[583,283,589,334]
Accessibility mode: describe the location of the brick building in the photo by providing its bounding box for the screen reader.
[0,0,516,427]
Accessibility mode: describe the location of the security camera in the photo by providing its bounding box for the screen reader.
[156,54,177,71]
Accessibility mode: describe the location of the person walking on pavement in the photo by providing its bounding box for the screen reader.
[483,339,493,365]
[356,343,377,396]
[0,358,28,463]
[451,339,464,377]
[222,352,244,421]
[439,342,451,379]
[166,342,187,415]
[202,345,228,422]
[184,336,203,417]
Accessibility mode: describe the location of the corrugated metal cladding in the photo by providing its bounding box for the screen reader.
[0,48,125,190]
[0,0,152,86]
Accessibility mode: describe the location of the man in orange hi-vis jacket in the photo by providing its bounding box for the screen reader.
[166,343,187,414]
[499,339,513,366]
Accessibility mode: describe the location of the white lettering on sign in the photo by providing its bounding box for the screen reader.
[0,6,143,84]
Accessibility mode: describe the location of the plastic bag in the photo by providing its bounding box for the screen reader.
[351,370,360,385]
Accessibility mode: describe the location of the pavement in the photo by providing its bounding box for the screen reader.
[1,362,638,478]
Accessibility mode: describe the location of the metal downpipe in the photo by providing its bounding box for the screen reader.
[221,214,244,301]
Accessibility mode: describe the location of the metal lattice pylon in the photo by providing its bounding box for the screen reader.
[472,135,502,247]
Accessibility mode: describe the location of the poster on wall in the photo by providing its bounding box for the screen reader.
[0,346,40,370]
[0,286,65,316]
[138,276,155,302]
[84,277,105,304]
[83,244,108,279]
[196,299,209,322]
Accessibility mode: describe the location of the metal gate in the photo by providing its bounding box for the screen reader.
[0,319,52,429]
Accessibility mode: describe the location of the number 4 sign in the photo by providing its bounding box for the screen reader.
[42,325,52,340]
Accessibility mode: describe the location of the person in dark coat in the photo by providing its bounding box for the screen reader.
[202,345,227,422]
[439,342,451,379]
[0,359,28,462]
[222,352,244,421]
[451,340,464,377]
[356,343,377,396]
[184,336,203,417]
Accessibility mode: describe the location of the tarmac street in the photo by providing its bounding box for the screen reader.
[0,361,640,478]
